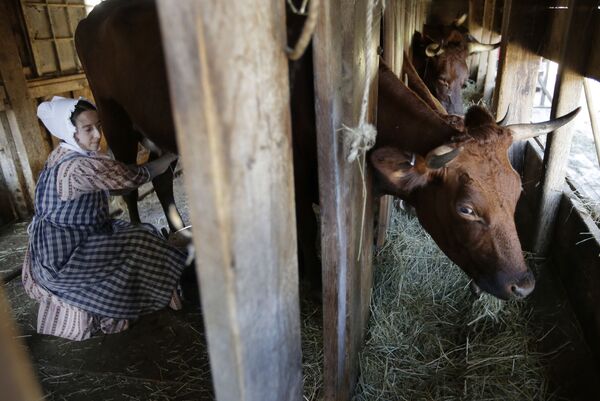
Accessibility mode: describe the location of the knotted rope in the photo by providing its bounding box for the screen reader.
[341,0,379,261]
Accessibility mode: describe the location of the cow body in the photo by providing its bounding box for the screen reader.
[75,0,579,301]
[75,0,181,230]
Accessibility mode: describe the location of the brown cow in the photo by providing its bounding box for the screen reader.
[75,0,578,301]
[374,61,579,299]
[412,15,500,115]
[75,0,183,231]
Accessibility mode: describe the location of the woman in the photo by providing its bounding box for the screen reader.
[22,96,187,340]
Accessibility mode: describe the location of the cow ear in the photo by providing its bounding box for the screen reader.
[370,147,430,197]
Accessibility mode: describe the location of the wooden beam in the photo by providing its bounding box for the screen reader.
[475,0,495,92]
[586,11,600,82]
[482,0,500,104]
[492,0,541,172]
[156,1,302,401]
[377,0,405,250]
[313,0,379,398]
[468,0,485,76]
[0,0,51,182]
[27,73,88,99]
[533,0,593,255]
[0,112,30,218]
[0,284,44,401]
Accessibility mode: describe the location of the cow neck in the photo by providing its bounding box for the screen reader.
[376,63,461,155]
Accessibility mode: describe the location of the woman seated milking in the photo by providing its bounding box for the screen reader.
[22,96,187,340]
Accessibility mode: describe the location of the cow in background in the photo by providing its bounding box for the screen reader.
[412,14,500,115]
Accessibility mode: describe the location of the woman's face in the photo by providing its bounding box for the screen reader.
[74,110,102,152]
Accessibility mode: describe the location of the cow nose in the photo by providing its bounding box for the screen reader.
[508,271,535,299]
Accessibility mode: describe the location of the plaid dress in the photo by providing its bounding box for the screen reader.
[27,147,186,320]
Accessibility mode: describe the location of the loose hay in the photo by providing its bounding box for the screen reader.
[351,210,554,401]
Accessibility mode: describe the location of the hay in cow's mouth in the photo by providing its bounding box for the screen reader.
[301,208,558,400]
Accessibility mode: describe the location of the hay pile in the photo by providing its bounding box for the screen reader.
[352,210,552,401]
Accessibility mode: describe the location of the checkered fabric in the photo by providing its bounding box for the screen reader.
[28,149,186,320]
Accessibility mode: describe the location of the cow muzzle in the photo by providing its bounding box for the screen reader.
[506,270,535,299]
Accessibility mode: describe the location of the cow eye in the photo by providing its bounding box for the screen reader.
[458,205,475,216]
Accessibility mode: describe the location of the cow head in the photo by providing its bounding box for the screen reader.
[416,14,500,115]
[371,105,580,300]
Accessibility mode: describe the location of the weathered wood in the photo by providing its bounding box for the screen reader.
[0,284,44,401]
[156,2,302,401]
[482,0,500,104]
[313,0,379,398]
[492,0,541,172]
[583,79,600,167]
[533,0,593,255]
[0,111,30,218]
[586,12,600,81]
[475,0,495,91]
[468,0,485,75]
[27,73,88,98]
[0,0,51,184]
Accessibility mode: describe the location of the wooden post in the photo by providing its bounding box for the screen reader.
[583,79,600,168]
[475,0,495,92]
[156,2,302,401]
[0,0,51,189]
[0,112,30,218]
[482,0,500,105]
[492,0,541,172]
[468,0,485,76]
[377,1,406,249]
[313,0,380,398]
[0,284,44,401]
[533,0,592,255]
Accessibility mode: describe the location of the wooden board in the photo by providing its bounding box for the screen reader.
[27,73,88,99]
[19,0,86,76]
[482,0,500,104]
[533,0,593,255]
[312,0,380,398]
[475,0,495,91]
[0,284,44,401]
[0,111,30,218]
[492,0,541,172]
[0,0,52,206]
[468,0,485,76]
[156,1,302,401]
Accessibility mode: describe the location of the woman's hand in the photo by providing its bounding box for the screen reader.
[144,152,178,179]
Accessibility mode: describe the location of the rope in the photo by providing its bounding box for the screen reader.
[286,0,320,61]
[341,0,378,261]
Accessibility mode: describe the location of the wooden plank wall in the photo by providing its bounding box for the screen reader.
[156,1,302,400]
[312,0,380,398]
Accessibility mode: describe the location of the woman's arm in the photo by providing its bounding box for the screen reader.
[56,153,178,201]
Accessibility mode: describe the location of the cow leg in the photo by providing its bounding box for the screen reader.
[148,151,184,232]
[95,99,142,224]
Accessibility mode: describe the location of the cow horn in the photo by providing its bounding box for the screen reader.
[496,106,509,126]
[468,40,501,54]
[426,145,462,169]
[455,14,467,26]
[426,43,444,57]
[508,108,581,141]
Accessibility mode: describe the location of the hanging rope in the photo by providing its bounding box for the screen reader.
[286,0,320,61]
[341,0,378,261]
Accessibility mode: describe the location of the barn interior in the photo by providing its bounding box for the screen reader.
[2,0,600,400]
